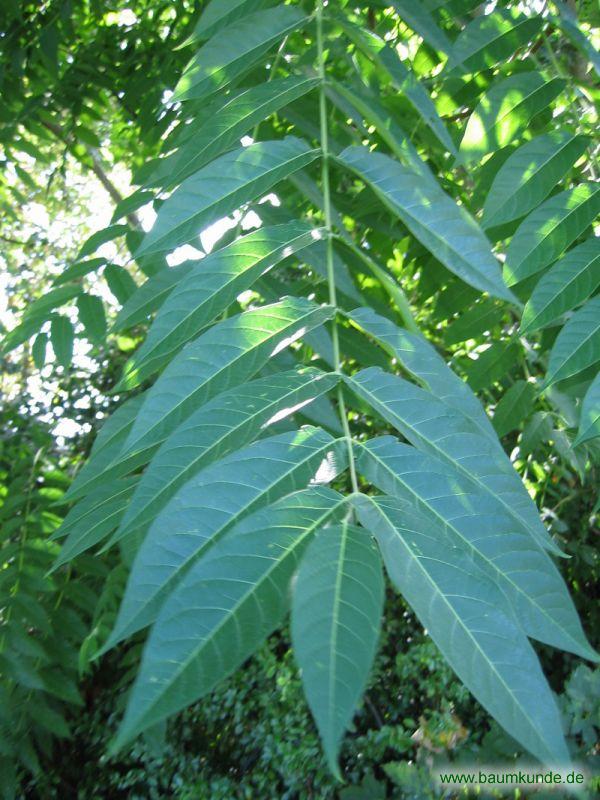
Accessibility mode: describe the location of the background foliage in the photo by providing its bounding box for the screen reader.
[1,0,599,797]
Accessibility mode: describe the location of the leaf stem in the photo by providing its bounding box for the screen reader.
[316,0,359,495]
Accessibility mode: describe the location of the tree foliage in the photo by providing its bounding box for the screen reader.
[1,0,599,793]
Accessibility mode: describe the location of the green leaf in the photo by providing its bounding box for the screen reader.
[552,1,600,77]
[292,522,384,777]
[121,224,324,387]
[77,224,129,260]
[2,285,81,353]
[492,380,537,437]
[448,8,543,75]
[63,395,145,502]
[110,486,346,751]
[102,427,346,649]
[77,294,106,345]
[443,300,504,345]
[462,341,521,391]
[136,138,319,257]
[112,261,195,332]
[544,295,600,388]
[574,373,600,447]
[172,6,307,102]
[345,367,561,555]
[390,0,453,60]
[145,77,319,191]
[520,411,553,456]
[355,494,570,765]
[104,264,138,304]
[338,147,515,303]
[112,368,339,543]
[482,132,589,229]
[53,257,107,286]
[520,238,600,333]
[330,81,436,187]
[31,333,48,370]
[187,0,274,42]
[339,22,455,155]
[53,478,138,568]
[117,298,333,455]
[347,307,498,441]
[110,190,155,224]
[50,316,74,368]
[356,436,595,660]
[504,184,600,286]
[458,73,565,166]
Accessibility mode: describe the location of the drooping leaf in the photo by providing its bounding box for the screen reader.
[574,373,600,447]
[356,436,595,660]
[116,298,333,462]
[102,427,346,649]
[113,368,339,542]
[492,380,537,437]
[136,138,319,257]
[110,486,347,751]
[355,494,570,765]
[520,238,600,332]
[543,295,600,388]
[50,316,74,368]
[121,224,324,387]
[504,184,600,286]
[76,294,106,345]
[104,264,138,304]
[145,77,319,191]
[291,522,384,777]
[338,148,514,303]
[172,6,307,102]
[458,73,565,166]
[448,8,543,75]
[345,367,561,555]
[482,132,589,229]
[31,333,48,369]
